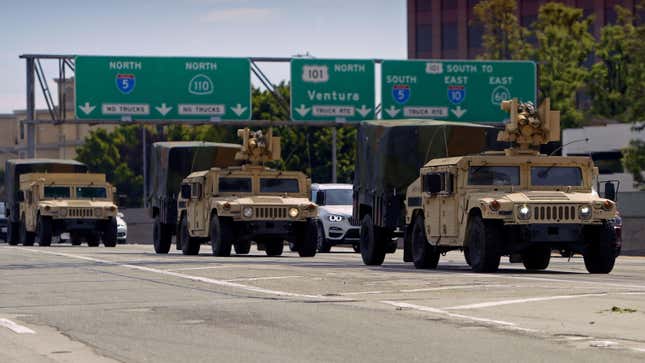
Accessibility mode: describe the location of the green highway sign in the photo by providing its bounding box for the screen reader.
[290,58,375,121]
[75,56,251,121]
[381,60,536,122]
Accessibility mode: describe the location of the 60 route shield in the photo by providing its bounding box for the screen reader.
[75,56,251,121]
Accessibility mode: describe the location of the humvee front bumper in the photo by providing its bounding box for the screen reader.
[234,220,306,241]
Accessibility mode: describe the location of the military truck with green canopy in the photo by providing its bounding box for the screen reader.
[353,120,492,266]
[148,142,241,253]
[4,159,88,244]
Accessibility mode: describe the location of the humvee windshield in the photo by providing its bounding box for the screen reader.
[260,178,299,193]
[76,187,108,199]
[468,166,520,186]
[531,166,583,186]
[44,186,71,199]
[219,177,252,193]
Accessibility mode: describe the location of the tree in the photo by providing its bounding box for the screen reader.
[588,5,638,120]
[533,3,595,128]
[623,138,645,187]
[624,0,645,121]
[471,0,533,60]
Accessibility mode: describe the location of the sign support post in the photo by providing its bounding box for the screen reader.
[26,58,36,158]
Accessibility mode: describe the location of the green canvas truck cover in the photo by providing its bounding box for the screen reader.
[148,142,242,201]
[355,120,492,196]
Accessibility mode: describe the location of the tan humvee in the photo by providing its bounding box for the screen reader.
[177,128,319,257]
[406,99,619,273]
[18,173,118,247]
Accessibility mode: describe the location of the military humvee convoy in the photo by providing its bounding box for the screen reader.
[4,159,119,247]
[400,99,618,273]
[177,128,318,257]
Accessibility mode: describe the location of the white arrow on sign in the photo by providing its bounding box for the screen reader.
[230,103,247,116]
[357,105,371,118]
[385,105,400,118]
[155,103,173,116]
[295,104,311,117]
[451,105,467,119]
[78,102,95,115]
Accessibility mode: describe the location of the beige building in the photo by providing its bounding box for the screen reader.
[0,78,115,170]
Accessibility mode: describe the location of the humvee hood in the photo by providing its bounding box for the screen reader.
[39,200,116,208]
[493,191,601,204]
[231,196,311,205]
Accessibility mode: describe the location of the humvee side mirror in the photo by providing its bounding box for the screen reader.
[604,182,616,202]
[315,190,325,205]
[180,184,191,199]
[423,174,442,194]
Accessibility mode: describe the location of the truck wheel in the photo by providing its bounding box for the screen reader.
[583,222,617,274]
[411,215,440,269]
[8,222,20,245]
[180,218,200,255]
[463,247,472,266]
[298,219,318,257]
[70,232,82,246]
[210,216,232,257]
[359,215,385,266]
[153,218,172,254]
[265,239,284,256]
[87,233,100,247]
[37,215,53,247]
[521,246,551,270]
[316,221,332,253]
[102,218,117,247]
[234,240,251,255]
[20,219,35,246]
[466,216,501,273]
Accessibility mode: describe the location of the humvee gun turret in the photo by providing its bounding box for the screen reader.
[4,159,88,245]
[177,128,319,257]
[406,99,619,273]
[17,172,118,246]
[148,142,242,253]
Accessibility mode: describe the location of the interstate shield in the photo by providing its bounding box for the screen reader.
[115,74,136,95]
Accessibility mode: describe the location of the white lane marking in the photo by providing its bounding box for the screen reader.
[0,319,36,334]
[444,293,608,310]
[339,284,507,296]
[474,273,645,291]
[341,290,387,296]
[381,301,536,333]
[22,249,346,301]
[225,275,303,282]
[165,266,229,272]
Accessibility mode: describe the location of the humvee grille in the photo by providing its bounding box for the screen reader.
[255,207,288,219]
[68,208,93,218]
[532,205,576,222]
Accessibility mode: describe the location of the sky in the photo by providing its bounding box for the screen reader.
[0,0,406,113]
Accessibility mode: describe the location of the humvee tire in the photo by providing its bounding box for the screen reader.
[20,218,35,246]
[37,215,53,247]
[210,216,232,257]
[234,241,251,255]
[180,218,200,255]
[584,223,617,274]
[87,233,100,247]
[297,219,318,257]
[316,221,332,253]
[521,246,551,270]
[360,215,386,266]
[466,216,501,273]
[411,215,440,269]
[103,218,117,247]
[265,239,284,256]
[153,218,172,254]
[7,222,20,245]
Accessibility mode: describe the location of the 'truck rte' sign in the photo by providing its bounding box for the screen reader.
[290,58,375,121]
[381,60,536,122]
[75,56,251,121]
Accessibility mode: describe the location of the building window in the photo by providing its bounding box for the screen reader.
[442,22,458,51]
[417,24,433,52]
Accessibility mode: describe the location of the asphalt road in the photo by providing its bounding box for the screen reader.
[1,243,645,362]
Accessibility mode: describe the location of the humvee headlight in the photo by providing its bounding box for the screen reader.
[44,206,51,212]
[59,209,68,217]
[518,205,531,220]
[289,207,300,218]
[242,207,253,218]
[579,205,592,219]
[94,208,103,217]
